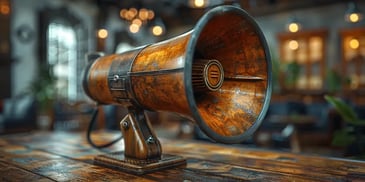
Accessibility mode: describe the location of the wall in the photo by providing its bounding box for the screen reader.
[256,2,365,68]
[10,0,98,97]
[8,1,365,98]
[0,0,11,99]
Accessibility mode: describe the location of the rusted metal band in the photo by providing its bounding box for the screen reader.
[108,45,148,107]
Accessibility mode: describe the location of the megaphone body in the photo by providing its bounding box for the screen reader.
[83,5,271,143]
[83,5,271,171]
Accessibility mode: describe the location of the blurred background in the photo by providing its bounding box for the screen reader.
[0,0,364,160]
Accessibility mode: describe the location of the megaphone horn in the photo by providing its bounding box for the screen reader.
[83,5,272,173]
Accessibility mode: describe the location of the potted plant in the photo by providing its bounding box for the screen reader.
[283,61,300,90]
[326,68,342,94]
[324,95,365,159]
[28,63,56,130]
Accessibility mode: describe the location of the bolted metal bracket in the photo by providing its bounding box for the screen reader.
[94,107,186,174]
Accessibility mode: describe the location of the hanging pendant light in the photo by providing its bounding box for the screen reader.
[287,16,301,33]
[345,2,363,23]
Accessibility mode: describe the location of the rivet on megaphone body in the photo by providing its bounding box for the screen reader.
[113,74,120,81]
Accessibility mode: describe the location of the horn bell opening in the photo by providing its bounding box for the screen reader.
[185,5,272,144]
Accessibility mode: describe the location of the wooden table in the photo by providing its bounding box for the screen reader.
[0,131,365,181]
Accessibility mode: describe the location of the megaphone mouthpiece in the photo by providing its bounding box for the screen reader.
[192,59,224,92]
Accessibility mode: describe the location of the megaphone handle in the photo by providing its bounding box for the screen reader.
[120,107,162,163]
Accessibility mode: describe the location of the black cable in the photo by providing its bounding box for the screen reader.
[86,105,123,149]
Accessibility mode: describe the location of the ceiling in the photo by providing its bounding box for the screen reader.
[92,0,348,36]
[95,0,346,16]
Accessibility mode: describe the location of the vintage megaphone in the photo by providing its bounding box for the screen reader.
[83,5,271,174]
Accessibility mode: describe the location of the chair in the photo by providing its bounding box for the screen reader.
[1,95,37,133]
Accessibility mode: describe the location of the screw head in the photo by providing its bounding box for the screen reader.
[121,121,129,129]
[113,75,119,81]
[146,136,155,144]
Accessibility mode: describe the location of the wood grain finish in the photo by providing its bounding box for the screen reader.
[0,131,365,181]
[192,8,270,140]
[83,6,271,144]
[130,33,191,115]
[119,109,162,161]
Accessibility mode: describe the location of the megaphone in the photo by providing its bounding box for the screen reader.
[83,5,271,174]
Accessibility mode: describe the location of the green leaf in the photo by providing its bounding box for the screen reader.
[324,95,365,126]
[331,129,356,147]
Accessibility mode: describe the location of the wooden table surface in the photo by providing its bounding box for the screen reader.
[0,131,364,181]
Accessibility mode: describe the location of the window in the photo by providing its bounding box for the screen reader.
[277,29,328,91]
[340,27,365,91]
[47,22,78,101]
[40,8,88,102]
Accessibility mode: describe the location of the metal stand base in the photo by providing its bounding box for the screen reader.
[94,152,186,174]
